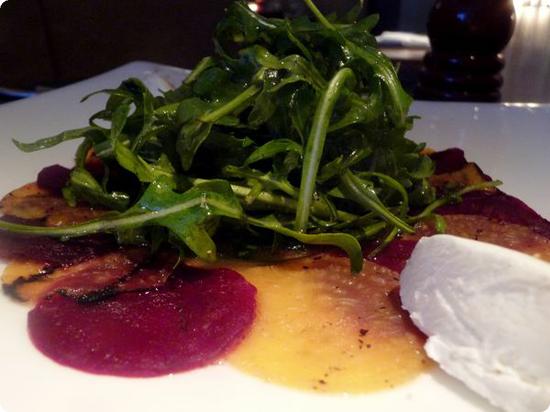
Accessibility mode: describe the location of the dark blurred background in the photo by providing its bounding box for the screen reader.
[0,0,548,102]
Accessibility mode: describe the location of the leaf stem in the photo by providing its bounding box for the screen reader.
[200,84,261,123]
[339,169,414,233]
[409,180,502,222]
[344,42,410,126]
[248,216,364,273]
[357,171,409,216]
[0,195,241,238]
[302,0,336,30]
[295,67,355,232]
[13,127,95,153]
[191,178,357,221]
[184,56,214,84]
[367,226,399,258]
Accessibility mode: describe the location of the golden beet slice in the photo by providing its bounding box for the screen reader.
[210,255,433,393]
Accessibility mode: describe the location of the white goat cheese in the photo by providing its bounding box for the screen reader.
[400,235,550,412]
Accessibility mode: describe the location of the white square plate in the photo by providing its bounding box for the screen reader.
[1,61,548,412]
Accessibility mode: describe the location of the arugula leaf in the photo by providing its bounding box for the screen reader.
[295,67,355,231]
[339,169,414,233]
[114,141,175,183]
[177,83,261,170]
[13,127,96,152]
[244,139,303,166]
[248,215,363,273]
[63,168,130,211]
[6,1,485,272]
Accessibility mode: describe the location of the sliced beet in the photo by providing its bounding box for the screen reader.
[0,232,117,267]
[36,165,71,196]
[430,148,550,238]
[28,266,256,377]
[438,190,550,239]
[430,147,493,180]
[367,239,418,273]
[117,251,178,293]
[430,148,468,174]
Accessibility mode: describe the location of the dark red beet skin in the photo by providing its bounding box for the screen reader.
[36,165,71,196]
[360,148,550,272]
[0,231,118,268]
[431,148,550,239]
[430,148,468,174]
[28,266,256,377]
[438,191,550,239]
[368,240,418,273]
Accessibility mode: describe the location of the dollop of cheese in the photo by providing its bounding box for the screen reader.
[400,234,550,412]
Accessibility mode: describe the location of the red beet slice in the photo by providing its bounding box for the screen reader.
[367,239,418,273]
[36,165,71,196]
[430,148,468,174]
[116,251,178,293]
[28,266,256,377]
[438,190,550,239]
[358,149,550,271]
[0,231,118,268]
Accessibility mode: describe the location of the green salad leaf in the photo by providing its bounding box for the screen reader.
[0,1,501,272]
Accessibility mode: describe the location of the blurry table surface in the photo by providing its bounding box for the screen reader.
[500,4,550,103]
[0,2,548,105]
[382,4,550,104]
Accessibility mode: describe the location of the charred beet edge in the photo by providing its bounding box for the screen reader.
[62,250,180,303]
[59,286,119,304]
[6,248,149,302]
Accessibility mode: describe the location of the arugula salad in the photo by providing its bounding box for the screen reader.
[0,0,497,272]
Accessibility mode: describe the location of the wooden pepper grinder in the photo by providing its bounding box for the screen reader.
[416,0,516,102]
